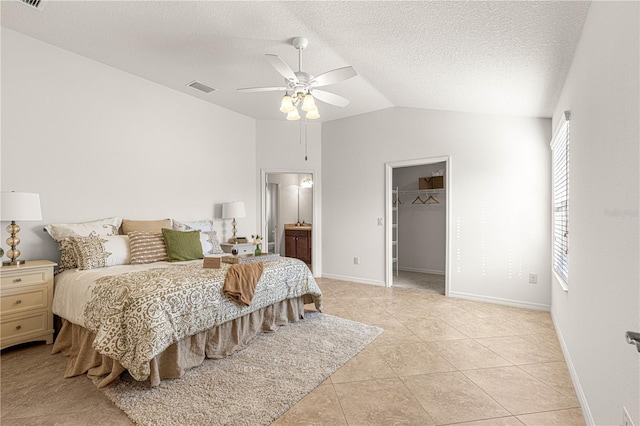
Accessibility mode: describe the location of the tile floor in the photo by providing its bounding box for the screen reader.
[1,278,585,425]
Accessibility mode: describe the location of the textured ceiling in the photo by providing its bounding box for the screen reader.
[1,1,590,121]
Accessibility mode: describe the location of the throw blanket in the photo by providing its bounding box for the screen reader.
[82,258,322,381]
[223,263,264,306]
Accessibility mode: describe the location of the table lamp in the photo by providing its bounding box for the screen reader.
[222,201,246,243]
[1,192,43,265]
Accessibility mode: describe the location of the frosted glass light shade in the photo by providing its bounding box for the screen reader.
[286,108,301,121]
[1,192,42,221]
[222,201,246,219]
[305,107,320,119]
[301,94,316,112]
[279,95,295,113]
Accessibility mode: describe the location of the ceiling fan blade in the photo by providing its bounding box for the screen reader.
[265,54,298,82]
[312,90,350,108]
[237,86,286,93]
[310,66,357,87]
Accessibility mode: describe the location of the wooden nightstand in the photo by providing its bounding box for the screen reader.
[0,260,57,350]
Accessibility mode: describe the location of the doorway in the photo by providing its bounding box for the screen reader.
[261,171,315,272]
[385,156,451,295]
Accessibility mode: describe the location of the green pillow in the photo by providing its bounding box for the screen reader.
[161,228,203,262]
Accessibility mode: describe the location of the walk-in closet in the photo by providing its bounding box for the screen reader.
[392,162,446,294]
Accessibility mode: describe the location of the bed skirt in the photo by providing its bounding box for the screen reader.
[52,296,312,387]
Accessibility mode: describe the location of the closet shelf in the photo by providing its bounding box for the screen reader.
[398,189,445,195]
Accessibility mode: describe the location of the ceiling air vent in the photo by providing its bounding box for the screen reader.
[18,0,47,10]
[187,81,216,94]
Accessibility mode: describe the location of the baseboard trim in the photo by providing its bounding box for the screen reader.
[320,273,386,287]
[398,267,445,275]
[448,291,551,312]
[550,311,593,425]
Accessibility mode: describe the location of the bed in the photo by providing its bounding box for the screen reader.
[46,218,323,387]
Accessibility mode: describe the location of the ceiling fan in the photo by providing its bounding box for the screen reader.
[237,37,357,120]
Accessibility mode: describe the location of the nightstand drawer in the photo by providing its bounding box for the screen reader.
[1,287,48,314]
[1,311,48,340]
[1,270,48,288]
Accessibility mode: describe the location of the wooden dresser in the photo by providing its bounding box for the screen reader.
[284,225,312,267]
[0,260,57,350]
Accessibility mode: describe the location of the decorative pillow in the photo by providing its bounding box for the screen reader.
[162,228,203,262]
[58,239,79,271]
[122,219,172,235]
[128,232,169,264]
[172,220,214,232]
[200,231,224,255]
[44,217,122,272]
[69,235,130,270]
[44,217,122,241]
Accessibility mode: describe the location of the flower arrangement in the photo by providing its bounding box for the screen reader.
[251,235,262,256]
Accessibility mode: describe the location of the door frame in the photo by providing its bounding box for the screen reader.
[260,168,318,275]
[384,156,451,295]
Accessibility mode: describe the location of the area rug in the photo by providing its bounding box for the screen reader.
[99,312,382,426]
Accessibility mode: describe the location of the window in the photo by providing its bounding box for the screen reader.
[551,111,570,286]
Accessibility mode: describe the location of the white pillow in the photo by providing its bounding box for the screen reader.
[173,220,214,232]
[44,217,122,272]
[69,235,130,270]
[44,217,122,241]
[200,231,223,255]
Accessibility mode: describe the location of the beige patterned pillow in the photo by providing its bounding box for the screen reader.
[44,217,122,273]
[129,232,169,264]
[200,231,224,255]
[69,235,131,270]
[58,239,78,271]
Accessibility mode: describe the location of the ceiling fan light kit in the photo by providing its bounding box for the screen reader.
[237,37,357,121]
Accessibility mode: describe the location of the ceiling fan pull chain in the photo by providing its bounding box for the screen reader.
[305,119,309,161]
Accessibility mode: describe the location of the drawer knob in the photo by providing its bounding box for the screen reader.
[15,299,22,304]
[13,278,22,283]
[15,325,21,330]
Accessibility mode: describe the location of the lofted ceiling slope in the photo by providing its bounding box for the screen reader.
[1,1,590,122]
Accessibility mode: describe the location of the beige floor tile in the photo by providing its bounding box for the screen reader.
[403,372,511,424]
[273,384,347,425]
[516,408,585,425]
[518,362,580,403]
[474,336,564,365]
[463,366,579,415]
[404,318,469,342]
[371,320,423,346]
[429,339,512,370]
[449,417,526,426]
[445,316,515,339]
[334,378,435,425]
[376,342,457,376]
[330,345,396,384]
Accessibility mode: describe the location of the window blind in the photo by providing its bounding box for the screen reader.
[551,111,570,285]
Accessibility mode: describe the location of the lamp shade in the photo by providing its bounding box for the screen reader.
[1,192,42,221]
[222,201,246,219]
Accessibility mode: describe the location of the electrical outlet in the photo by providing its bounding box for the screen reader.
[528,273,538,284]
[377,217,383,226]
[623,407,635,426]
[354,256,360,265]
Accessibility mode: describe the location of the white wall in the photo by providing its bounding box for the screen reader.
[550,2,640,425]
[256,120,321,275]
[323,107,552,309]
[0,29,257,262]
[394,163,446,274]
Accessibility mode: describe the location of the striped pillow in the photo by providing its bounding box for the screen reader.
[128,232,169,264]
